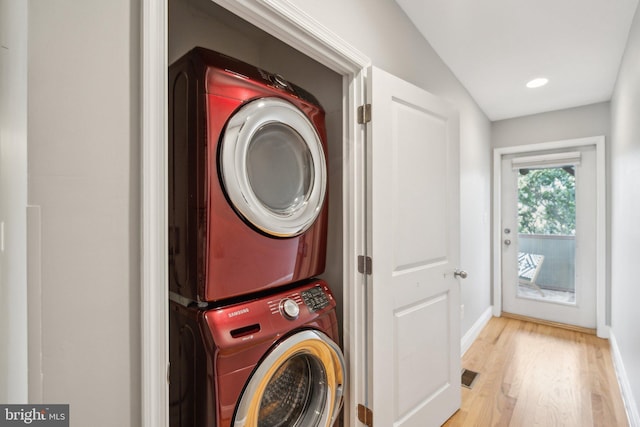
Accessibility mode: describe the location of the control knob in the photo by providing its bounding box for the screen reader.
[280,298,300,320]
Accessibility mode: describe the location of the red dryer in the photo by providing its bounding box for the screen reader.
[169,47,329,303]
[169,279,345,427]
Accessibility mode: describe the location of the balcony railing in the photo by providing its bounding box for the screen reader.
[519,233,575,293]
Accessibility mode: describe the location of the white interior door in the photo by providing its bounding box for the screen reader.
[367,66,461,427]
[501,146,597,328]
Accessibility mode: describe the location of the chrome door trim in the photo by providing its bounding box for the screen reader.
[233,330,345,427]
[220,97,327,237]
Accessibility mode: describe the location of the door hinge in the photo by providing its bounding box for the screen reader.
[358,255,372,275]
[357,104,371,124]
[358,404,373,427]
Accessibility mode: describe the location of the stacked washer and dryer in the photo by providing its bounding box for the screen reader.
[168,47,345,427]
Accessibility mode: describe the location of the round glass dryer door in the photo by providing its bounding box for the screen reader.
[220,97,327,238]
[232,330,345,427]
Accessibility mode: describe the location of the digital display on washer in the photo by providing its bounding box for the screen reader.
[301,286,329,312]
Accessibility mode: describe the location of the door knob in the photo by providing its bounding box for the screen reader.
[504,239,511,245]
[454,270,468,279]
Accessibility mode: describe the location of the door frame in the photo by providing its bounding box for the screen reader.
[492,136,607,338]
[140,1,370,426]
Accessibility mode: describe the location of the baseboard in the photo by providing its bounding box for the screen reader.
[610,331,640,427]
[501,312,597,335]
[461,306,493,356]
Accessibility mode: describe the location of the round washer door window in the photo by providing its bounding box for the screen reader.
[220,97,327,238]
[232,330,345,427]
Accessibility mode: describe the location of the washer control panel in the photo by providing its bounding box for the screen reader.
[301,286,330,312]
[208,280,337,346]
[264,282,334,322]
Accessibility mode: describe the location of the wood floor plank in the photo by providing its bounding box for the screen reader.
[443,316,628,427]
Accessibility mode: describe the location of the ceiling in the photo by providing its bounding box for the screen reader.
[394,0,639,121]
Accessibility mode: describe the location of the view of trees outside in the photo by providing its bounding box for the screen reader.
[518,166,576,235]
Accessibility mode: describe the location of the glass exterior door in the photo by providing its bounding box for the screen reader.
[501,147,597,329]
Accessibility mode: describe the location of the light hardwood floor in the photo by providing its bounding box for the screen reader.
[443,316,628,426]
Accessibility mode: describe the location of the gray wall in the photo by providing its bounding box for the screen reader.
[27,0,140,426]
[492,102,611,148]
[0,0,28,403]
[610,3,640,418]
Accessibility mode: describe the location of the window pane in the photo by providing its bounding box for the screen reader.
[517,167,576,304]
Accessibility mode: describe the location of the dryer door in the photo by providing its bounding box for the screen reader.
[233,330,345,427]
[220,97,327,238]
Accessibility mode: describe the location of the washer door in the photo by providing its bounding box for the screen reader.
[233,330,345,427]
[220,97,327,238]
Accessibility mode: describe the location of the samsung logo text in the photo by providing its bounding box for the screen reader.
[228,308,249,317]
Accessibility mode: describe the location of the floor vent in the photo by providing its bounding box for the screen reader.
[461,368,479,389]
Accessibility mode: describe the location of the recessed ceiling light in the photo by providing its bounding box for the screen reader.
[526,78,549,89]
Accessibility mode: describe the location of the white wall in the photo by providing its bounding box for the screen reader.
[610,3,640,422]
[27,0,140,425]
[288,0,493,337]
[0,0,28,403]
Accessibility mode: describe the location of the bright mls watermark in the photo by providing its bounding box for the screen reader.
[0,405,68,426]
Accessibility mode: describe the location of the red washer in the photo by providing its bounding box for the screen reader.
[169,279,345,427]
[169,47,329,303]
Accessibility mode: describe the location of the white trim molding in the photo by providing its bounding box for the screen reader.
[461,307,493,356]
[212,0,369,74]
[141,1,370,426]
[141,0,168,426]
[610,331,640,427]
[492,136,608,338]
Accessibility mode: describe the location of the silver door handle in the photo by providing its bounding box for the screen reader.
[504,239,511,245]
[454,270,468,279]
